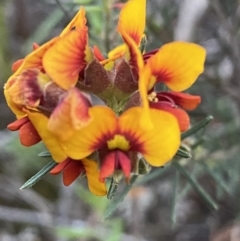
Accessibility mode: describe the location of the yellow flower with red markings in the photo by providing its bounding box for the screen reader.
[4,0,206,196]
[137,41,206,131]
[52,106,180,183]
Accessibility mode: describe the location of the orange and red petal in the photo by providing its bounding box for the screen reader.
[120,31,144,71]
[62,160,84,186]
[50,158,72,175]
[160,92,201,111]
[93,46,105,61]
[146,41,206,91]
[119,107,180,166]
[19,121,42,146]
[99,150,131,182]
[27,112,67,162]
[50,158,85,186]
[99,151,115,182]
[60,7,87,36]
[150,102,190,132]
[59,106,117,160]
[117,0,146,46]
[13,37,59,77]
[32,43,40,50]
[7,117,29,131]
[117,150,131,179]
[43,29,91,90]
[48,88,91,141]
[81,158,107,196]
[12,59,24,72]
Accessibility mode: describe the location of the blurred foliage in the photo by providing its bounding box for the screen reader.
[1,0,240,241]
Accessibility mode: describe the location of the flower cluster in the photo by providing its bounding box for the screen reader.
[4,0,206,196]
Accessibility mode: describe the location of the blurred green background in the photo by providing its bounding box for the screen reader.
[1,0,240,240]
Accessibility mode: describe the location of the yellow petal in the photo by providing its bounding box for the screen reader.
[81,158,107,196]
[117,0,146,46]
[4,83,26,118]
[43,30,91,90]
[138,65,154,129]
[60,106,117,160]
[4,69,51,118]
[120,30,144,70]
[28,112,67,162]
[60,7,87,36]
[107,44,126,59]
[119,107,180,166]
[146,41,206,91]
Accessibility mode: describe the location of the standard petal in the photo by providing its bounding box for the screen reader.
[59,106,117,160]
[119,107,180,166]
[43,29,92,90]
[28,112,67,162]
[146,41,206,91]
[117,0,146,46]
[81,158,107,196]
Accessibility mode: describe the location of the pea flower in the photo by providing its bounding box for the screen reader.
[4,0,206,196]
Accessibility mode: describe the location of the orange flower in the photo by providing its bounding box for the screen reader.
[50,158,107,196]
[137,41,205,131]
[41,1,146,102]
[114,0,206,131]
[4,10,93,161]
[4,0,206,196]
[53,106,180,182]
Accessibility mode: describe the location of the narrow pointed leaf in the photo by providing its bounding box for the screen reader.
[181,115,213,140]
[38,151,52,157]
[20,161,57,189]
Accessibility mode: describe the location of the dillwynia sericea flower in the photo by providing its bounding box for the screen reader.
[4,0,206,197]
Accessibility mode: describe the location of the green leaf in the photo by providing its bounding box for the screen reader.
[38,151,52,157]
[176,146,192,158]
[20,160,57,189]
[181,115,213,140]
